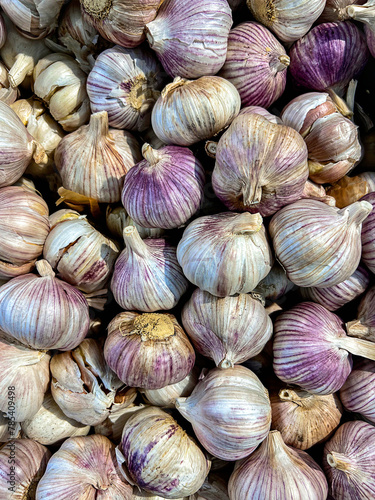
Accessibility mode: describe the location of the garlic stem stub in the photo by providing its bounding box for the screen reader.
[318,0,366,23]
[346,285,375,341]
[106,205,166,240]
[340,358,375,423]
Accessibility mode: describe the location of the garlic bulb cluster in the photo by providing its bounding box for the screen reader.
[117,406,211,498]
[0,61,18,105]
[340,358,375,423]
[151,76,241,146]
[55,111,141,203]
[346,285,375,341]
[36,434,133,499]
[33,53,90,131]
[146,0,232,78]
[141,369,199,408]
[106,205,165,240]
[0,260,90,351]
[228,431,328,500]
[111,226,189,311]
[361,192,375,273]
[176,366,272,460]
[105,312,195,389]
[122,143,205,229]
[87,45,166,131]
[269,199,371,288]
[177,212,273,297]
[211,113,309,216]
[182,289,273,368]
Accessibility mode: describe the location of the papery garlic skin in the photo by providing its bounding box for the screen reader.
[253,263,295,301]
[0,13,5,49]
[182,290,273,368]
[117,406,211,498]
[323,421,375,500]
[212,114,309,216]
[111,226,189,312]
[176,366,272,461]
[228,430,328,500]
[177,212,273,297]
[340,358,375,423]
[151,76,241,147]
[238,105,283,124]
[95,403,148,444]
[365,23,375,57]
[361,192,375,273]
[269,199,371,288]
[141,369,199,408]
[106,205,165,240]
[122,144,205,229]
[105,312,195,390]
[0,413,21,442]
[0,260,90,351]
[0,61,18,105]
[0,332,50,422]
[36,434,133,499]
[319,0,366,22]
[346,285,375,342]
[87,45,166,131]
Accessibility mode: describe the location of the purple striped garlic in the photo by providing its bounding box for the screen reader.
[273,302,375,394]
[228,430,328,500]
[211,113,309,217]
[323,421,375,499]
[340,358,375,423]
[117,406,211,498]
[361,192,375,273]
[346,285,375,342]
[219,22,289,109]
[181,289,273,368]
[175,366,272,461]
[238,105,283,124]
[121,143,205,229]
[365,23,375,57]
[104,312,195,390]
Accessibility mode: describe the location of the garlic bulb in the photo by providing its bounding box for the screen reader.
[55,111,141,203]
[122,144,205,229]
[300,265,370,311]
[0,413,21,442]
[176,366,272,461]
[238,105,283,124]
[0,185,49,280]
[43,211,119,293]
[87,45,166,131]
[211,113,309,216]
[0,332,50,422]
[117,406,211,498]
[246,0,326,43]
[273,302,375,394]
[145,0,232,78]
[319,0,366,22]
[36,434,133,499]
[219,22,289,109]
[346,285,375,341]
[340,358,375,423]
[365,23,375,57]
[21,392,90,445]
[0,260,90,351]
[0,439,51,499]
[0,0,65,38]
[361,192,375,273]
[33,53,90,131]
[253,263,295,301]
[196,474,230,500]
[323,421,375,499]
[151,76,241,147]
[177,212,273,297]
[95,403,148,443]
[0,61,18,105]
[50,338,137,426]
[228,430,328,500]
[269,199,372,288]
[111,226,189,312]
[106,205,165,240]
[141,369,199,408]
[181,289,273,368]
[80,0,162,48]
[271,387,343,450]
[0,13,5,48]
[105,312,195,390]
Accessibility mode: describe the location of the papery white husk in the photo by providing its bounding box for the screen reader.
[0,61,18,105]
[95,404,148,444]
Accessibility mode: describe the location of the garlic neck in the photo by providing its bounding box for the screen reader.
[338,201,372,226]
[8,54,33,88]
[346,319,372,340]
[129,76,160,111]
[279,388,317,409]
[347,4,375,30]
[123,226,150,258]
[161,77,189,98]
[228,212,263,235]
[88,111,109,138]
[326,87,353,118]
[327,452,355,472]
[265,430,291,460]
[270,54,290,73]
[36,260,55,278]
[242,181,262,207]
[132,313,175,341]
[81,0,113,20]
[142,143,161,165]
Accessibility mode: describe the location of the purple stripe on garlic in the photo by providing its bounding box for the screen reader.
[361,192,375,273]
[340,358,375,423]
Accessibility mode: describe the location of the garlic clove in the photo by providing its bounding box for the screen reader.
[106,205,166,240]
[0,61,18,105]
[94,403,148,444]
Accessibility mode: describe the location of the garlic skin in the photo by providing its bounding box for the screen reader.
[105,312,195,390]
[122,144,205,230]
[33,53,90,131]
[0,260,90,351]
[87,45,166,131]
[340,358,375,423]
[346,285,375,342]
[141,369,199,408]
[0,186,49,280]
[238,105,283,124]
[319,0,366,22]
[212,114,309,216]
[21,392,90,445]
[228,430,328,500]
[106,205,165,240]
[95,403,148,444]
[176,366,272,461]
[323,421,375,500]
[365,23,375,57]
[0,332,50,422]
[111,226,189,312]
[219,22,289,109]
[326,174,371,208]
[0,13,5,48]
[151,76,241,147]
[0,413,21,442]
[271,387,343,450]
[182,289,273,368]
[269,199,372,288]
[145,0,232,79]
[177,212,273,297]
[253,263,295,301]
[117,406,211,498]
[361,192,375,273]
[0,439,51,499]
[43,212,119,293]
[55,111,141,203]
[36,434,133,499]
[0,61,18,105]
